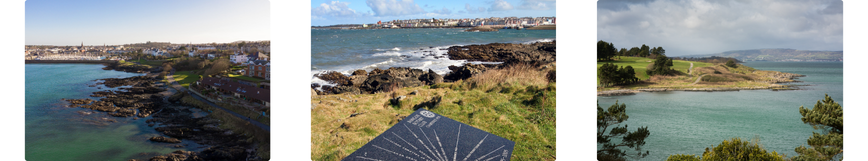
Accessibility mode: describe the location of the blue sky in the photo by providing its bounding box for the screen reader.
[310,0,556,26]
[26,0,270,46]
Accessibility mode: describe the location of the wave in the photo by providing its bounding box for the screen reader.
[522,38,555,44]
[373,47,401,51]
[371,51,402,57]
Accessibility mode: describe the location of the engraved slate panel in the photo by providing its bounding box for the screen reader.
[343,109,515,161]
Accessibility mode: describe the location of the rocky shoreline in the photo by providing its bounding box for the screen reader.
[61,64,258,161]
[313,41,556,95]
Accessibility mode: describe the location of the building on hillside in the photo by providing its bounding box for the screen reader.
[198,77,270,107]
[246,52,269,61]
[230,52,248,64]
[246,60,270,80]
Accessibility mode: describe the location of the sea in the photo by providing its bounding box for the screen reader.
[25,64,202,161]
[597,61,843,160]
[310,28,556,87]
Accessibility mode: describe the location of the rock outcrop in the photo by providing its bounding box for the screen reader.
[446,41,556,65]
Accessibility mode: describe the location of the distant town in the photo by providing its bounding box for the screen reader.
[25,41,270,61]
[312,16,556,29]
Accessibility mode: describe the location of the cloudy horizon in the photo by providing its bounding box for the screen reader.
[311,0,556,26]
[597,0,843,56]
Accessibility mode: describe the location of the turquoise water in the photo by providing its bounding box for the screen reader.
[597,61,843,160]
[310,28,555,86]
[25,64,198,161]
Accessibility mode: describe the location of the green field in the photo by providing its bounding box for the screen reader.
[173,71,200,87]
[228,73,266,82]
[596,57,712,83]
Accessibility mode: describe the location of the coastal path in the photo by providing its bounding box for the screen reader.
[166,70,271,132]
[690,74,707,85]
[688,63,694,75]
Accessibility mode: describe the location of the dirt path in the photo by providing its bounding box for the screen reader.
[688,62,694,75]
[691,74,707,85]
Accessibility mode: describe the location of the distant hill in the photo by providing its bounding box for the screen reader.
[683,49,842,62]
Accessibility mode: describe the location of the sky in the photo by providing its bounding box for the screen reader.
[310,0,557,26]
[25,0,270,46]
[597,0,843,56]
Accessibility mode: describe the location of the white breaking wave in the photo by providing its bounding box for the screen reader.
[372,51,402,57]
[522,38,555,44]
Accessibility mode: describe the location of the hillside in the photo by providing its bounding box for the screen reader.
[596,57,713,81]
[685,49,842,62]
[597,56,804,94]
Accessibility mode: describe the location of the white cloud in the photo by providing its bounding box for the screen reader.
[488,0,514,11]
[312,1,359,17]
[597,0,842,55]
[365,0,427,16]
[517,0,556,10]
[431,7,452,14]
[463,3,486,14]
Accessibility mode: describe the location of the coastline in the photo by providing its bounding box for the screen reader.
[55,63,260,160]
[25,60,116,64]
[597,69,806,96]
[312,41,556,95]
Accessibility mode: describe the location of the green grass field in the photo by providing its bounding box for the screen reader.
[596,57,712,84]
[173,71,200,87]
[228,73,266,82]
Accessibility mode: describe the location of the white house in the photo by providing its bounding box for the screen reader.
[188,50,196,57]
[230,52,248,64]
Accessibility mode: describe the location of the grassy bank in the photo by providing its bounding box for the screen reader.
[311,63,556,160]
[172,71,200,88]
[179,94,270,160]
[228,73,266,82]
[597,57,800,91]
[596,57,713,81]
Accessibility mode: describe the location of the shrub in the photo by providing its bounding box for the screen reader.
[666,138,785,161]
[726,60,737,68]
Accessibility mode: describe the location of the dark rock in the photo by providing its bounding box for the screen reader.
[444,63,490,81]
[370,68,385,75]
[465,26,498,32]
[352,69,367,76]
[149,136,182,143]
[315,71,351,86]
[446,41,556,65]
[418,69,443,85]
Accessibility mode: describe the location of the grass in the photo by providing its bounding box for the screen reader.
[596,57,713,81]
[595,56,797,91]
[179,93,270,160]
[173,71,201,88]
[311,63,556,161]
[228,73,266,82]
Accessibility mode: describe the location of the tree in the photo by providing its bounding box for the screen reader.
[725,59,737,68]
[665,138,785,161]
[179,46,187,51]
[598,40,616,61]
[640,44,650,57]
[598,101,650,161]
[204,58,231,76]
[647,55,674,76]
[618,48,627,59]
[792,94,843,161]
